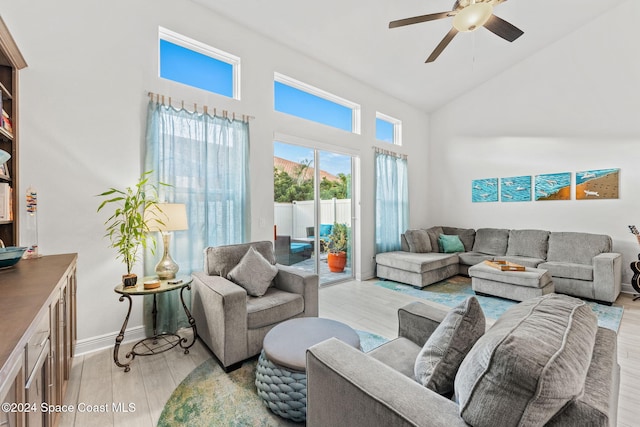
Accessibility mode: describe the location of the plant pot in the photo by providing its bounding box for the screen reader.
[327,251,347,273]
[122,273,138,288]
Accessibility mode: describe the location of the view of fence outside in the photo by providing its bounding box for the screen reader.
[275,198,351,238]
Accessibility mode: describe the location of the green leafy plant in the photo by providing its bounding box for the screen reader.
[328,223,348,254]
[97,171,165,275]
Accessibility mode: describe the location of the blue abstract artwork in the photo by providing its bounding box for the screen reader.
[500,176,532,202]
[535,172,571,201]
[472,178,498,203]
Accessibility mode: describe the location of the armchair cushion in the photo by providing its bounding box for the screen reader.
[414,297,485,396]
[246,288,304,329]
[227,246,278,297]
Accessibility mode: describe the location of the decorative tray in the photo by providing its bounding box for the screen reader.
[483,260,526,271]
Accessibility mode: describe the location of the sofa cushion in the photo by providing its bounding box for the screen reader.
[375,251,458,274]
[547,232,611,265]
[415,297,485,396]
[227,246,278,297]
[455,294,598,427]
[506,229,550,260]
[439,234,465,253]
[246,288,304,329]
[426,226,444,253]
[405,229,432,253]
[458,252,494,266]
[538,261,594,281]
[368,337,423,379]
[441,227,476,252]
[472,228,509,256]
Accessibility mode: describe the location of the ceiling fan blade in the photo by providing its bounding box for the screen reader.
[426,28,458,63]
[389,12,452,29]
[483,14,524,42]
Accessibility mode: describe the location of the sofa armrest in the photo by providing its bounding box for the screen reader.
[306,338,467,427]
[592,253,622,303]
[191,272,248,366]
[398,301,448,346]
[273,264,319,317]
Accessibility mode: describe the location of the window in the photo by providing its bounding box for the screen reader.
[159,27,240,99]
[376,112,402,145]
[274,73,361,134]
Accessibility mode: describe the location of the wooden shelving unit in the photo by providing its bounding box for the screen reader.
[0,16,27,246]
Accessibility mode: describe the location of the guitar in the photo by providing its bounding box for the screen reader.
[628,225,640,298]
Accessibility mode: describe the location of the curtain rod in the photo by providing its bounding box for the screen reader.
[373,146,407,160]
[147,91,255,123]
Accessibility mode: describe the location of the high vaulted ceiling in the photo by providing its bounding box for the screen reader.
[192,0,628,113]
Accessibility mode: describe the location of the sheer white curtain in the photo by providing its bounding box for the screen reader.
[375,149,409,253]
[144,101,250,333]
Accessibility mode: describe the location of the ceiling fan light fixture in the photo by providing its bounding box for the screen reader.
[452,3,493,32]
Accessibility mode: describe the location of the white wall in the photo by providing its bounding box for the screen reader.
[1,0,429,350]
[428,1,640,287]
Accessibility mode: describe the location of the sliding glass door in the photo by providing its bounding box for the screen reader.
[274,142,353,285]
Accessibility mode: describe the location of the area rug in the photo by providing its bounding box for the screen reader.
[157,330,388,427]
[373,276,624,332]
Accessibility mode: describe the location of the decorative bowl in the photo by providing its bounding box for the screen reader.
[0,246,28,269]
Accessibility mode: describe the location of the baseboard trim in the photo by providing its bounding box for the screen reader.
[74,326,147,357]
[621,283,636,295]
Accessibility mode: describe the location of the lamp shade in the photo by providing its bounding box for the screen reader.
[145,203,188,232]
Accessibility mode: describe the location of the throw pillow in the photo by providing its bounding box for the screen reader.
[414,297,485,396]
[405,229,432,253]
[227,246,278,297]
[438,234,465,253]
[454,294,598,427]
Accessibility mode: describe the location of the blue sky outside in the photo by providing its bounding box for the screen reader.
[274,142,351,176]
[376,118,394,143]
[159,39,233,97]
[274,82,353,132]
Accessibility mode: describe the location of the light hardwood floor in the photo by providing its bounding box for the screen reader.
[61,280,640,427]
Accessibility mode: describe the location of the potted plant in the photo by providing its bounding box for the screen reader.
[327,223,348,273]
[97,171,165,287]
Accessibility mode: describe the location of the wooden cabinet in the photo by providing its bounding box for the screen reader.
[0,254,77,427]
[0,16,27,246]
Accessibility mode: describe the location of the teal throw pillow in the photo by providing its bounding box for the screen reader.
[439,234,465,253]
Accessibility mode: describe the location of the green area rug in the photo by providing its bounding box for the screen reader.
[158,330,388,427]
[374,275,624,332]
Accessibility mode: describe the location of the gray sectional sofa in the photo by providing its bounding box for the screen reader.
[375,226,622,304]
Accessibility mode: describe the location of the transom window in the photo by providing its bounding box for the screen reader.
[376,112,402,145]
[274,73,361,134]
[159,27,240,99]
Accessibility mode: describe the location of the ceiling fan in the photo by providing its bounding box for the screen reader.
[389,0,524,63]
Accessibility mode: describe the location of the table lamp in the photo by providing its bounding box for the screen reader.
[145,203,188,280]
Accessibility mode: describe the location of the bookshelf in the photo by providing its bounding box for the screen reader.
[0,17,26,246]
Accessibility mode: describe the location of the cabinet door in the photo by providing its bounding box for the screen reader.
[24,339,49,427]
[0,352,25,427]
[49,298,61,412]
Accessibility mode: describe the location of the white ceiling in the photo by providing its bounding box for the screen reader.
[192,0,628,113]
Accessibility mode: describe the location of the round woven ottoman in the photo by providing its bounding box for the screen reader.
[255,317,360,422]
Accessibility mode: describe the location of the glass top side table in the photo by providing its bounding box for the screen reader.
[113,275,197,372]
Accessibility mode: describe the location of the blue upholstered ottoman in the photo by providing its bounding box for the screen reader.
[255,317,360,422]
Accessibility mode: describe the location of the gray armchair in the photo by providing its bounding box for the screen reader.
[191,241,318,372]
